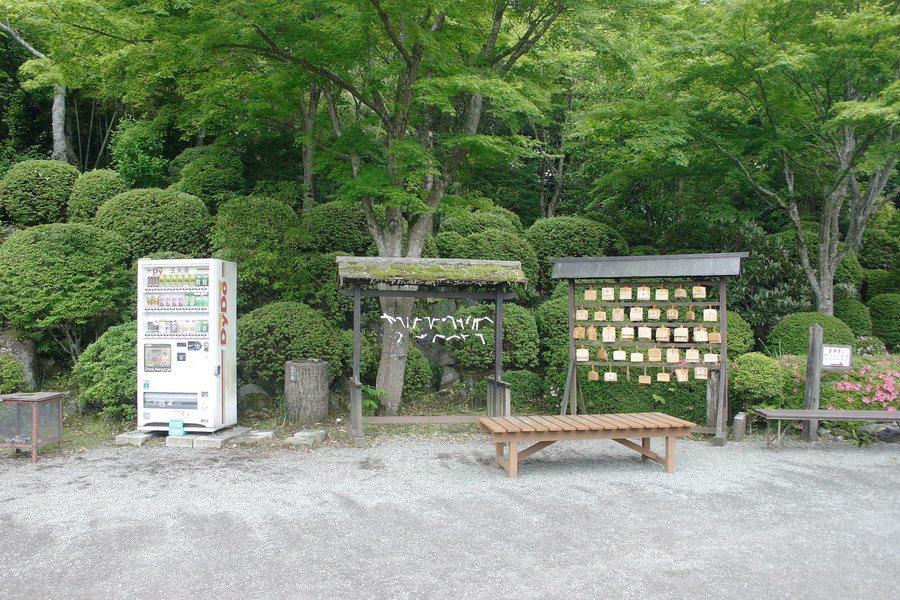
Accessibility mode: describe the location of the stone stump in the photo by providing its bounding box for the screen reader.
[284,360,329,426]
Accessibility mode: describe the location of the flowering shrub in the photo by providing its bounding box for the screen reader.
[777,354,899,414]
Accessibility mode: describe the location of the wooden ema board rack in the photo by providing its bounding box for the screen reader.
[479,412,695,477]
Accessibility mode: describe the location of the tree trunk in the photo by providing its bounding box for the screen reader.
[51,85,75,164]
[376,295,413,415]
[284,359,330,426]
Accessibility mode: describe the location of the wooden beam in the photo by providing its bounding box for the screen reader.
[613,438,665,464]
[517,440,555,461]
[362,415,482,424]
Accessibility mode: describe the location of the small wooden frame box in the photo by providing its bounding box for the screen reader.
[0,392,65,463]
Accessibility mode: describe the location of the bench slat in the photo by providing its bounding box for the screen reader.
[542,415,579,431]
[530,416,564,431]
[755,409,899,422]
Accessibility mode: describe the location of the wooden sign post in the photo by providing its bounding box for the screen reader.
[803,324,824,442]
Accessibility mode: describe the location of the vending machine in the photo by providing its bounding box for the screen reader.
[136,258,237,432]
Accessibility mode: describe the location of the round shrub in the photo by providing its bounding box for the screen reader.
[489,205,524,232]
[504,369,543,408]
[833,299,873,337]
[72,322,137,419]
[211,195,301,310]
[860,227,899,270]
[94,188,211,259]
[0,223,131,362]
[440,210,518,236]
[854,336,887,355]
[110,117,168,188]
[868,293,900,348]
[731,352,787,410]
[237,301,347,389]
[448,303,538,371]
[726,311,754,357]
[0,159,79,225]
[453,228,539,286]
[765,312,855,355]
[67,169,128,222]
[299,200,372,255]
[288,252,361,327]
[864,269,898,299]
[167,146,208,183]
[0,354,28,394]
[176,148,244,199]
[525,216,618,293]
[432,230,465,257]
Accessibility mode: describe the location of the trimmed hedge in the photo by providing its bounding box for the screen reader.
[110,117,168,188]
[833,299,873,337]
[860,227,899,270]
[864,269,898,299]
[0,223,131,357]
[237,301,347,389]
[726,311,754,357]
[288,251,360,327]
[868,293,900,348]
[453,228,539,287]
[67,169,128,222]
[0,159,79,225]
[854,336,887,355]
[525,216,619,293]
[0,354,28,394]
[94,188,211,259]
[534,295,570,374]
[299,200,372,255]
[167,146,208,183]
[447,303,538,372]
[765,312,855,355]
[504,369,543,409]
[176,148,244,199]
[440,210,519,236]
[72,322,137,418]
[211,195,301,310]
[577,373,707,424]
[731,352,787,411]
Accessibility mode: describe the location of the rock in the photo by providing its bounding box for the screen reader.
[440,366,460,389]
[858,422,900,443]
[284,428,326,448]
[0,330,38,389]
[237,429,277,445]
[238,383,269,399]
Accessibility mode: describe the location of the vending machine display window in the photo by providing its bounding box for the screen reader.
[144,344,172,372]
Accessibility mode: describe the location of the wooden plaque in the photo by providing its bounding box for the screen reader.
[584,288,597,301]
[619,286,632,300]
[601,287,615,300]
[655,287,669,301]
[636,286,651,300]
[630,306,644,321]
[666,348,680,363]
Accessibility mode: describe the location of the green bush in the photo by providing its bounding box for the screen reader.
[167,146,208,183]
[432,231,466,258]
[833,299,873,337]
[448,303,538,372]
[525,216,619,293]
[237,301,347,389]
[72,322,137,419]
[0,223,131,362]
[0,159,79,225]
[453,228,539,297]
[67,169,128,222]
[504,369,543,408]
[211,195,301,310]
[288,252,360,326]
[110,117,168,187]
[860,227,899,270]
[176,148,244,199]
[534,295,570,374]
[299,200,372,255]
[578,374,706,424]
[440,210,519,236]
[726,311,754,357]
[765,312,855,355]
[94,188,210,259]
[403,344,434,398]
[731,352,787,411]
[854,336,887,355]
[864,269,898,299]
[489,205,524,232]
[0,354,28,394]
[868,293,900,348]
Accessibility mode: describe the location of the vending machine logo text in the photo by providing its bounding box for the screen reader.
[219,280,228,345]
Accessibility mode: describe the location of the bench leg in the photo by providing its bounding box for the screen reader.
[641,437,650,462]
[495,442,504,463]
[507,442,518,478]
[665,436,675,474]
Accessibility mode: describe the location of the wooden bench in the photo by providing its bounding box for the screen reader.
[754,409,900,445]
[478,412,695,477]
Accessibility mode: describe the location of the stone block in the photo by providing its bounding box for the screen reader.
[732,412,747,442]
[192,426,250,449]
[284,428,326,448]
[114,430,160,446]
[165,435,197,448]
[237,429,277,445]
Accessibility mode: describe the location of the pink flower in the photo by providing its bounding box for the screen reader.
[888,407,896,413]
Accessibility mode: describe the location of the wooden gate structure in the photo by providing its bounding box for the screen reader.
[337,256,526,446]
[551,253,747,445]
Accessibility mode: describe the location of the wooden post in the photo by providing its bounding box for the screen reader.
[284,360,329,426]
[31,402,38,463]
[803,324,824,442]
[641,437,650,462]
[350,286,364,444]
[494,290,503,385]
[562,279,577,415]
[712,277,729,446]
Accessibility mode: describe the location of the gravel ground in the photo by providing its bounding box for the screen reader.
[1,435,898,600]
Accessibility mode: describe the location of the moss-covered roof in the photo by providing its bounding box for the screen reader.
[336,256,527,287]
